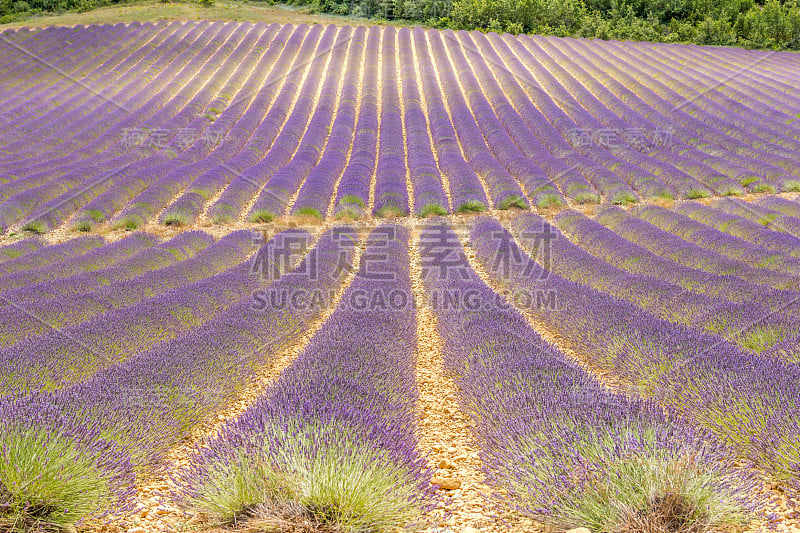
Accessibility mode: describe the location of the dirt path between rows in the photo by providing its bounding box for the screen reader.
[408,229,540,533]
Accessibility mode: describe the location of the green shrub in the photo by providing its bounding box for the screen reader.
[162,212,189,227]
[456,200,487,213]
[499,194,528,210]
[249,210,276,223]
[417,203,447,217]
[191,441,423,531]
[0,428,115,529]
[22,220,48,235]
[295,206,323,219]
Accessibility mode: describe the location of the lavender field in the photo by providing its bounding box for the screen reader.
[2,19,800,533]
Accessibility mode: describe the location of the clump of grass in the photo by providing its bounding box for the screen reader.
[562,454,745,532]
[738,324,787,353]
[535,194,564,208]
[191,452,300,522]
[163,212,190,227]
[190,444,423,532]
[334,207,362,221]
[498,195,528,210]
[211,213,233,225]
[656,191,675,201]
[113,216,141,230]
[22,220,48,234]
[295,207,323,220]
[614,492,737,533]
[514,442,748,533]
[757,214,778,226]
[86,209,105,222]
[686,189,710,199]
[375,205,406,218]
[739,176,760,187]
[73,220,94,232]
[456,200,487,213]
[781,180,800,192]
[719,186,744,196]
[489,403,752,533]
[0,427,115,530]
[339,195,365,207]
[612,192,639,205]
[574,191,600,204]
[249,210,276,224]
[301,448,422,532]
[748,183,774,193]
[417,203,447,218]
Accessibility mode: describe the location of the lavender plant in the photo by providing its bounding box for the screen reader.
[181,227,431,531]
[421,224,753,532]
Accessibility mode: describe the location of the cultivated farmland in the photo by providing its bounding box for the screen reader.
[1,20,800,533]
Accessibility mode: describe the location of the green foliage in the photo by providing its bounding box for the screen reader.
[162,212,190,226]
[498,194,528,210]
[249,209,276,223]
[113,215,142,230]
[574,191,601,204]
[456,200,487,213]
[0,428,113,529]
[334,206,363,220]
[686,188,711,199]
[417,203,448,217]
[191,438,423,531]
[535,193,564,208]
[339,194,365,207]
[3,0,800,49]
[211,213,233,225]
[73,220,95,232]
[22,220,48,235]
[272,0,800,49]
[295,206,323,219]
[375,204,407,218]
[611,191,639,205]
[738,324,787,353]
[191,452,300,522]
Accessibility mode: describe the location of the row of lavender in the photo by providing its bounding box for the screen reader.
[2,202,799,529]
[180,227,431,530]
[421,224,754,531]
[463,196,800,490]
[0,226,364,527]
[3,23,800,233]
